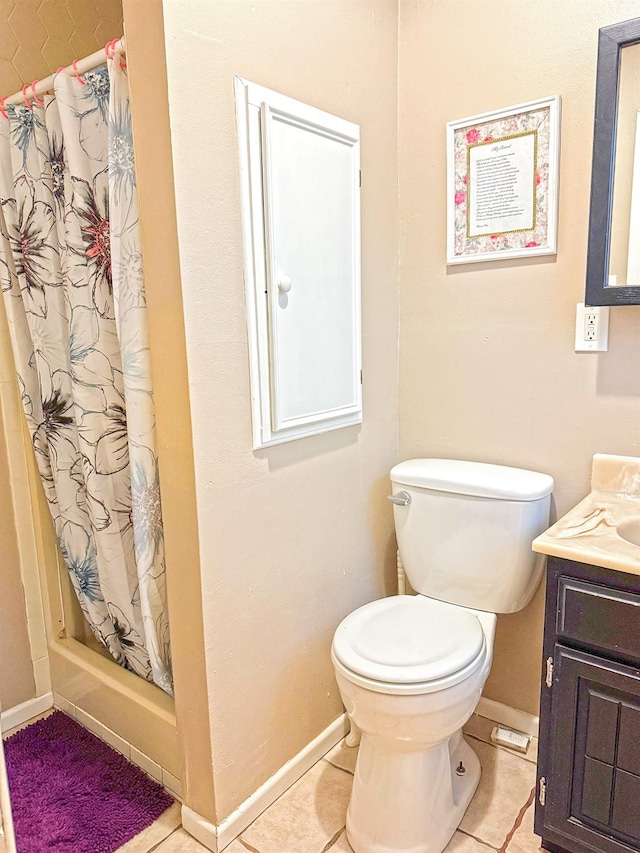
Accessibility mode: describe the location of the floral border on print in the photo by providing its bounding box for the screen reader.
[452,106,551,258]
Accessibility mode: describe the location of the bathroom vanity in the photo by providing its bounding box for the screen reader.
[533,454,640,853]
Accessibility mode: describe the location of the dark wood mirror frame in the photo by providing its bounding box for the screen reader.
[586,17,640,306]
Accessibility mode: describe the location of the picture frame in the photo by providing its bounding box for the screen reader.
[446,95,561,265]
[585,17,640,306]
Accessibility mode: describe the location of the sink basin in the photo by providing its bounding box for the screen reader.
[533,455,640,574]
[617,519,640,547]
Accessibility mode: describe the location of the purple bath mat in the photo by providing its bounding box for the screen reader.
[4,710,174,853]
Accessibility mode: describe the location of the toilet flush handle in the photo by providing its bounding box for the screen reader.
[387,491,411,506]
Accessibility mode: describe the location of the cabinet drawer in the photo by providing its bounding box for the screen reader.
[557,577,640,662]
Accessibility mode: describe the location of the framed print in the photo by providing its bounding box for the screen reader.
[447,95,561,264]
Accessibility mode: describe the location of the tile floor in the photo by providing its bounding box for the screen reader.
[121,714,544,853]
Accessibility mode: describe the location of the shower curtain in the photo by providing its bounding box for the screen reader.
[0,54,173,695]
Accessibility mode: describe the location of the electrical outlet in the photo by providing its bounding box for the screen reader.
[584,311,598,341]
[575,303,609,352]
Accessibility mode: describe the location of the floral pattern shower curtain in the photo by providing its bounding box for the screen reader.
[0,54,173,694]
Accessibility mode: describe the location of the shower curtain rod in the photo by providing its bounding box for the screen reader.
[3,37,124,106]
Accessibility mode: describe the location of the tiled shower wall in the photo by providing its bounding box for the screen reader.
[0,0,123,97]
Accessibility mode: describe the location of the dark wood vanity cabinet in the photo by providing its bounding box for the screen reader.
[536,556,640,853]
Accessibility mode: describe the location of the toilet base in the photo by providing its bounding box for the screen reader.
[346,732,481,853]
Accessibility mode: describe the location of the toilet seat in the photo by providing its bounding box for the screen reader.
[332,595,487,695]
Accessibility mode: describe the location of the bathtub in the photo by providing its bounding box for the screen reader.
[29,452,182,793]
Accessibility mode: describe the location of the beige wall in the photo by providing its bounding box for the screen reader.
[0,301,50,706]
[399,0,640,717]
[162,0,399,820]
[123,0,216,821]
[0,0,123,95]
[0,410,34,711]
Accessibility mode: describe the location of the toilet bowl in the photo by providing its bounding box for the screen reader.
[332,595,496,853]
[331,459,554,853]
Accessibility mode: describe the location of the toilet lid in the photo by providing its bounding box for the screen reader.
[332,596,485,685]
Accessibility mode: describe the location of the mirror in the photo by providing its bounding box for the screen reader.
[586,17,640,305]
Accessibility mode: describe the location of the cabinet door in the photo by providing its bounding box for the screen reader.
[543,644,640,853]
[261,102,360,434]
[235,77,361,448]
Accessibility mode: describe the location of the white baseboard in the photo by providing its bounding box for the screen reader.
[182,713,349,852]
[182,807,218,851]
[476,696,539,738]
[0,693,54,734]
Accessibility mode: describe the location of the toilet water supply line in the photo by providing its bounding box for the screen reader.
[397,551,406,595]
[388,491,407,594]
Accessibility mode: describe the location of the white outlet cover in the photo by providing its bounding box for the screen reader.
[575,302,610,352]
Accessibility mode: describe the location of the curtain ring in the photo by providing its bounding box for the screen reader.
[0,97,8,120]
[105,38,118,59]
[72,59,87,85]
[30,81,45,106]
[21,84,33,109]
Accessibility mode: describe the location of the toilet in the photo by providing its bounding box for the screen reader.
[331,458,553,853]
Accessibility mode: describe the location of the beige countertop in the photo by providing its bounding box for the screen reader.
[533,454,640,576]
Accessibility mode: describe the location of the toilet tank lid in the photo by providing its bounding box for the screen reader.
[390,459,554,501]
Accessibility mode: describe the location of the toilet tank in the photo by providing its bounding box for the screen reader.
[390,459,554,614]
